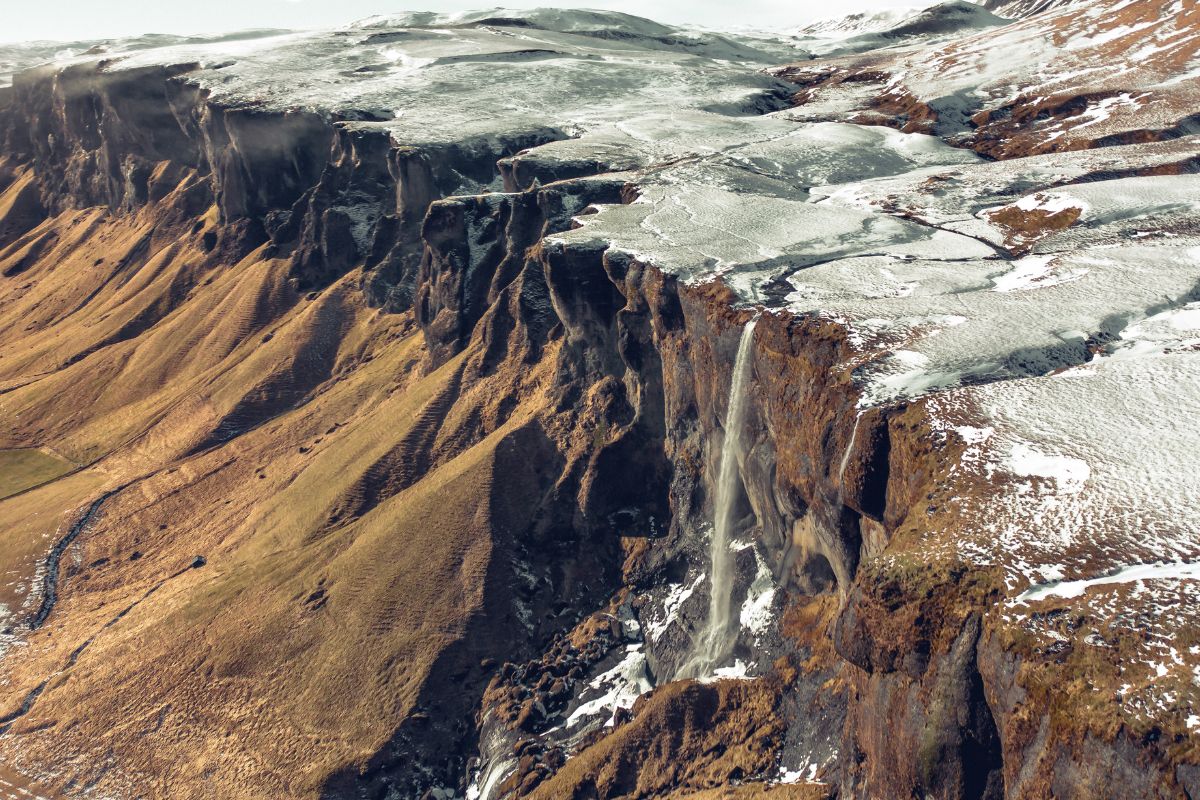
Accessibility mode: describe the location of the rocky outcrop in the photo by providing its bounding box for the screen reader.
[416,177,623,364]
[0,60,570,313]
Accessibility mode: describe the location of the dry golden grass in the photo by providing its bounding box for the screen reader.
[0,468,106,617]
[530,676,791,800]
[0,448,74,500]
[0,168,568,798]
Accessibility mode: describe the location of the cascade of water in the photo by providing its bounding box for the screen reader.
[837,411,865,488]
[678,318,758,680]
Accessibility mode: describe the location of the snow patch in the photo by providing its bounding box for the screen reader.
[564,644,653,727]
[990,255,1088,293]
[644,575,703,642]
[1018,561,1200,603]
[704,659,752,682]
[1005,442,1090,494]
[739,549,776,637]
[857,339,967,407]
[955,425,994,445]
[1101,302,1200,362]
[1013,192,1086,216]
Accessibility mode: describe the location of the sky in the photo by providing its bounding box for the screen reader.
[2,0,924,43]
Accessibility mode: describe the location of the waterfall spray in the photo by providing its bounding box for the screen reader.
[678,317,758,680]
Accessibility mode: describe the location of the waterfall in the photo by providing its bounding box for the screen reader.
[678,317,758,680]
[837,411,864,488]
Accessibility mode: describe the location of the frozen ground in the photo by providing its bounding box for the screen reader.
[776,0,1200,151]
[548,121,988,283]
[4,9,811,151]
[0,30,291,87]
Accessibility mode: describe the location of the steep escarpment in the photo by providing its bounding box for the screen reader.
[0,59,575,314]
[0,8,1198,800]
[0,27,804,797]
[441,227,1010,800]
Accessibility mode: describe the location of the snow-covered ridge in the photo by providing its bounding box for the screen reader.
[5,10,811,149]
[0,29,292,87]
[772,0,1200,173]
[795,7,924,39]
[794,1,1009,57]
[351,7,677,37]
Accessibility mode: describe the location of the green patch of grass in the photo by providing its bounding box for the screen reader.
[0,448,75,499]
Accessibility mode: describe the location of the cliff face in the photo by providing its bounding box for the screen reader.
[0,8,1198,800]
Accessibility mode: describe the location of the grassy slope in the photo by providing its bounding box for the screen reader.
[0,449,74,500]
[0,166,561,798]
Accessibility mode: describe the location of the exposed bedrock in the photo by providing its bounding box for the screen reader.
[2,62,328,224]
[420,171,1194,797]
[409,173,1032,797]
[416,176,625,365]
[0,61,571,309]
[283,123,567,308]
